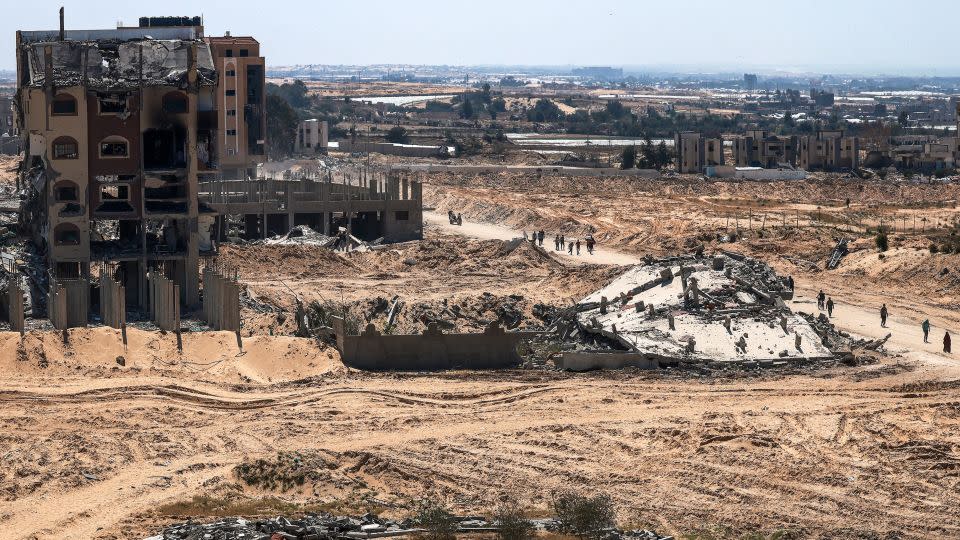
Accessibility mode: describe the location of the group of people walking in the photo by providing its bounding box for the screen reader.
[818,293,951,353]
[524,230,595,256]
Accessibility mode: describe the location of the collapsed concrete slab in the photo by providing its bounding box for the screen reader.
[573,253,832,366]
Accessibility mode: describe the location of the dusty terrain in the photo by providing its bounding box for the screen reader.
[2,170,960,539]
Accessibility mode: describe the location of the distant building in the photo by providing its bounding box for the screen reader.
[295,119,328,154]
[572,66,623,81]
[743,73,758,91]
[810,89,835,107]
[732,130,798,168]
[798,130,860,171]
[675,132,723,174]
[0,95,19,155]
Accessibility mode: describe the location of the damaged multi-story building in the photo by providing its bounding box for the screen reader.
[14,14,265,310]
[674,131,724,174]
[732,130,798,168]
[797,130,860,171]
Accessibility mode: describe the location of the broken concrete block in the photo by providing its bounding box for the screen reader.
[712,256,725,270]
[780,316,788,333]
[686,338,696,353]
[635,301,645,313]
[660,267,673,281]
[668,313,675,330]
[600,296,608,315]
[795,332,802,350]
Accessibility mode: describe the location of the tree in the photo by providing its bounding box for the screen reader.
[526,99,564,122]
[267,79,310,109]
[494,497,535,540]
[386,126,409,144]
[655,141,672,170]
[876,231,889,252]
[620,146,636,169]
[461,98,474,119]
[480,83,492,103]
[551,491,615,540]
[414,499,458,540]
[265,94,298,159]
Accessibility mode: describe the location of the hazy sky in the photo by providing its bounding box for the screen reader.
[3,0,959,75]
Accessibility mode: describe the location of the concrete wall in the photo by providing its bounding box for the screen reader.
[387,164,660,178]
[706,166,807,180]
[555,352,659,371]
[336,140,447,158]
[333,318,539,371]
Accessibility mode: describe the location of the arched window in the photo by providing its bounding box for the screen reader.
[53,223,81,246]
[52,136,79,160]
[162,91,188,114]
[99,136,129,158]
[54,180,79,201]
[51,93,77,116]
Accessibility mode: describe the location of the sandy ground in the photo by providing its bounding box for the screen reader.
[2,170,960,539]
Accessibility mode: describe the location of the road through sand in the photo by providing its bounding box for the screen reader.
[425,210,642,266]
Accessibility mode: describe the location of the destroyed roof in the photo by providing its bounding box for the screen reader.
[21,38,216,90]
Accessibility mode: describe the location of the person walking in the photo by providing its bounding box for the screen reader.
[826,297,834,318]
[567,241,574,255]
[787,276,794,290]
[560,234,565,250]
[586,237,595,255]
[554,234,560,251]
[575,239,581,255]
[538,230,544,247]
[880,304,888,328]
[817,290,825,310]
[922,319,931,343]
[944,330,952,353]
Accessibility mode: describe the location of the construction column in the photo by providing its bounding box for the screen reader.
[184,44,200,307]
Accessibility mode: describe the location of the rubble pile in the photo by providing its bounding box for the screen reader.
[148,513,672,540]
[543,252,836,367]
[263,225,338,247]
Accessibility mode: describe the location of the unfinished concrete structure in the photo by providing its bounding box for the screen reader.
[200,170,423,242]
[674,132,723,174]
[295,119,328,154]
[14,14,261,315]
[798,130,860,171]
[732,130,798,168]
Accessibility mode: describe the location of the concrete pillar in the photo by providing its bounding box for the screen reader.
[184,77,200,308]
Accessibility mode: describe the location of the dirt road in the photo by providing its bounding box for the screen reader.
[425,210,642,265]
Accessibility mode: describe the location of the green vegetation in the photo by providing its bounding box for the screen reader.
[386,126,410,144]
[620,146,636,169]
[265,94,298,159]
[551,491,616,540]
[233,451,326,491]
[414,499,459,540]
[494,497,535,540]
[875,231,889,252]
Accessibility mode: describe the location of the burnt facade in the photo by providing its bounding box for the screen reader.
[15,16,264,312]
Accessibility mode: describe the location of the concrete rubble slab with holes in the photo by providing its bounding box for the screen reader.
[569,252,833,368]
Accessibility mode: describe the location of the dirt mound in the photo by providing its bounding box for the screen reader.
[0,328,345,384]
